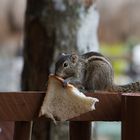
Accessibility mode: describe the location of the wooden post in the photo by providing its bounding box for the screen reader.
[122,93,140,140]
[70,121,91,140]
[13,122,32,140]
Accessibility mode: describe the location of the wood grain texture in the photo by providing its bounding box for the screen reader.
[0,122,14,140]
[0,92,45,121]
[71,92,122,121]
[0,91,121,121]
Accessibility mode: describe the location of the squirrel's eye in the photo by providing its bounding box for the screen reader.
[63,62,68,67]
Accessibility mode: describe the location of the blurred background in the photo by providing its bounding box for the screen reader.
[0,0,140,140]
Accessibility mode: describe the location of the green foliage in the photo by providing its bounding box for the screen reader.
[100,43,129,76]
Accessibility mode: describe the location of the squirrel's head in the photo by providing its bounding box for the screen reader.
[55,53,79,79]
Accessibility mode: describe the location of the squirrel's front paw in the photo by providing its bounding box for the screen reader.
[63,79,69,87]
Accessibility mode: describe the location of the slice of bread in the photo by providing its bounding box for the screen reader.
[39,74,99,123]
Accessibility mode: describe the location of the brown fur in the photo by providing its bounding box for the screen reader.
[55,52,140,93]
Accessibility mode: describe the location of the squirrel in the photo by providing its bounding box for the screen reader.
[55,51,140,93]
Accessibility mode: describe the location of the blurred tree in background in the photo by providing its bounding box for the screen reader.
[97,0,140,43]
[22,0,99,140]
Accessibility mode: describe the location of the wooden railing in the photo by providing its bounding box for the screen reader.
[0,92,140,140]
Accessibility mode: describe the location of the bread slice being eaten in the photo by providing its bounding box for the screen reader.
[39,74,99,123]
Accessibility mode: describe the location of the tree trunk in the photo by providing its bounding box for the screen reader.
[21,0,99,140]
[22,0,55,140]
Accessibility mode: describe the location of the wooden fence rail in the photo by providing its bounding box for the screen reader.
[0,92,140,140]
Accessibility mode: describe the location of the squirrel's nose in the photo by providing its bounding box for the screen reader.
[55,71,61,76]
[55,71,65,79]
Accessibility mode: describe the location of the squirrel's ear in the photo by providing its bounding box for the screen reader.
[56,53,65,60]
[60,53,66,56]
[70,53,78,63]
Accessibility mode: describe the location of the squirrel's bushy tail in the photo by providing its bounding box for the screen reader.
[111,81,140,93]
